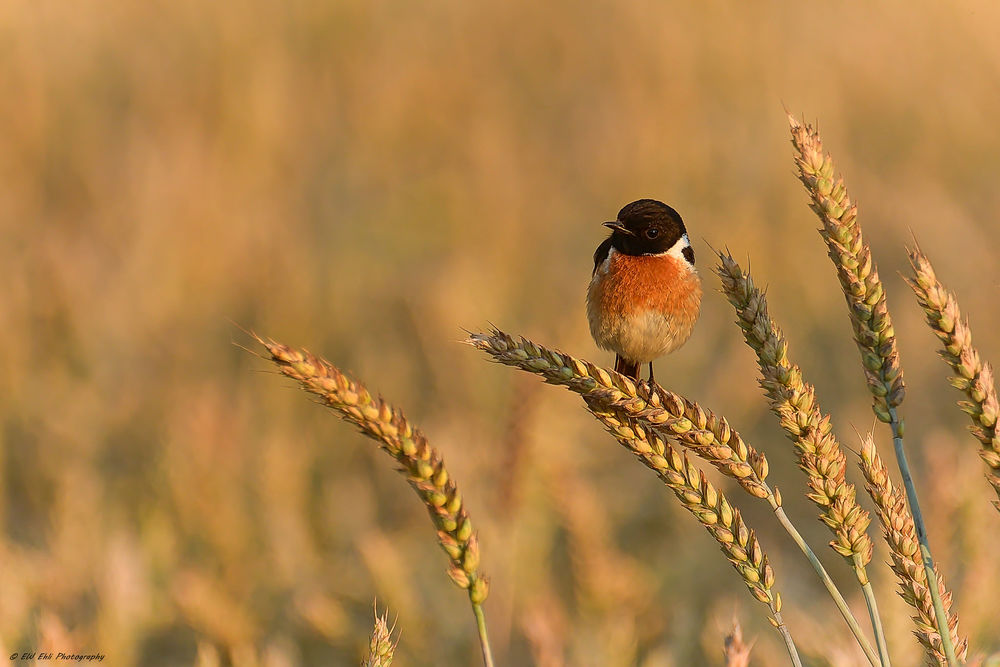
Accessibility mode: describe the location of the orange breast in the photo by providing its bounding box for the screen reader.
[596,252,702,318]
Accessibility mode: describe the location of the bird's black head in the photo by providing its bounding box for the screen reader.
[603,199,691,261]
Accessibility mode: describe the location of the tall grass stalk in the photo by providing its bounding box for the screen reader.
[582,384,801,664]
[255,335,494,667]
[473,603,495,667]
[859,435,967,664]
[715,251,889,665]
[470,328,876,665]
[788,114,959,665]
[907,245,1000,510]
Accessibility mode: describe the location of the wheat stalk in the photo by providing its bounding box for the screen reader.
[906,245,1000,510]
[580,378,801,665]
[788,114,958,665]
[469,328,770,493]
[859,435,967,664]
[587,401,779,603]
[469,327,882,665]
[787,114,904,421]
[716,251,874,565]
[715,251,888,662]
[255,335,494,667]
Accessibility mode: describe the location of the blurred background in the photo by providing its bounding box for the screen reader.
[1,1,998,665]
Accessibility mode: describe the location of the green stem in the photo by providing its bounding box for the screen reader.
[771,607,803,667]
[472,602,495,667]
[859,573,891,666]
[770,499,879,666]
[887,408,958,666]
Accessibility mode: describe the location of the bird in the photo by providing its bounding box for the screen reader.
[586,199,703,383]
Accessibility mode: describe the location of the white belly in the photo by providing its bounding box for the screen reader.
[589,308,688,363]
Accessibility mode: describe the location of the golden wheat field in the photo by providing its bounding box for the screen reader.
[1,1,999,665]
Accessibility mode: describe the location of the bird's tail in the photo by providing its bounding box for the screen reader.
[614,355,641,381]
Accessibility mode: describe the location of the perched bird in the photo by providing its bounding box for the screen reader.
[587,199,703,382]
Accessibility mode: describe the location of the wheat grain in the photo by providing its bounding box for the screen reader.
[590,402,779,606]
[583,385,801,663]
[716,251,874,568]
[859,434,967,664]
[256,335,496,666]
[468,328,769,498]
[907,245,1000,509]
[467,330,798,657]
[723,620,753,667]
[717,250,889,662]
[787,115,904,421]
[363,603,397,667]
[470,327,884,665]
[257,335,489,605]
[789,114,958,665]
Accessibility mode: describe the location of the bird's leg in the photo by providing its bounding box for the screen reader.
[648,362,655,384]
[615,355,642,381]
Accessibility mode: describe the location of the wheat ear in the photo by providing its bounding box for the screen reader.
[787,115,904,419]
[724,620,753,667]
[788,114,958,665]
[715,251,888,662]
[363,603,398,667]
[469,328,884,665]
[469,329,770,491]
[255,335,494,667]
[906,245,1000,510]
[859,435,967,664]
[571,367,800,664]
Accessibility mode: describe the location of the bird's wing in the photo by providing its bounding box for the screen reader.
[593,237,613,277]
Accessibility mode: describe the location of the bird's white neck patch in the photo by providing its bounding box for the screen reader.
[650,234,693,266]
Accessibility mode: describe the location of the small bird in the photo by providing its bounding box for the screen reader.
[587,199,703,382]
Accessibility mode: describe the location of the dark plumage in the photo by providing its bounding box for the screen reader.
[598,199,690,260]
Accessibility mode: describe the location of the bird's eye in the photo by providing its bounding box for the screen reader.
[645,228,659,239]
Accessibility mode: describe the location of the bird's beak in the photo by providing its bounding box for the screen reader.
[603,221,634,236]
